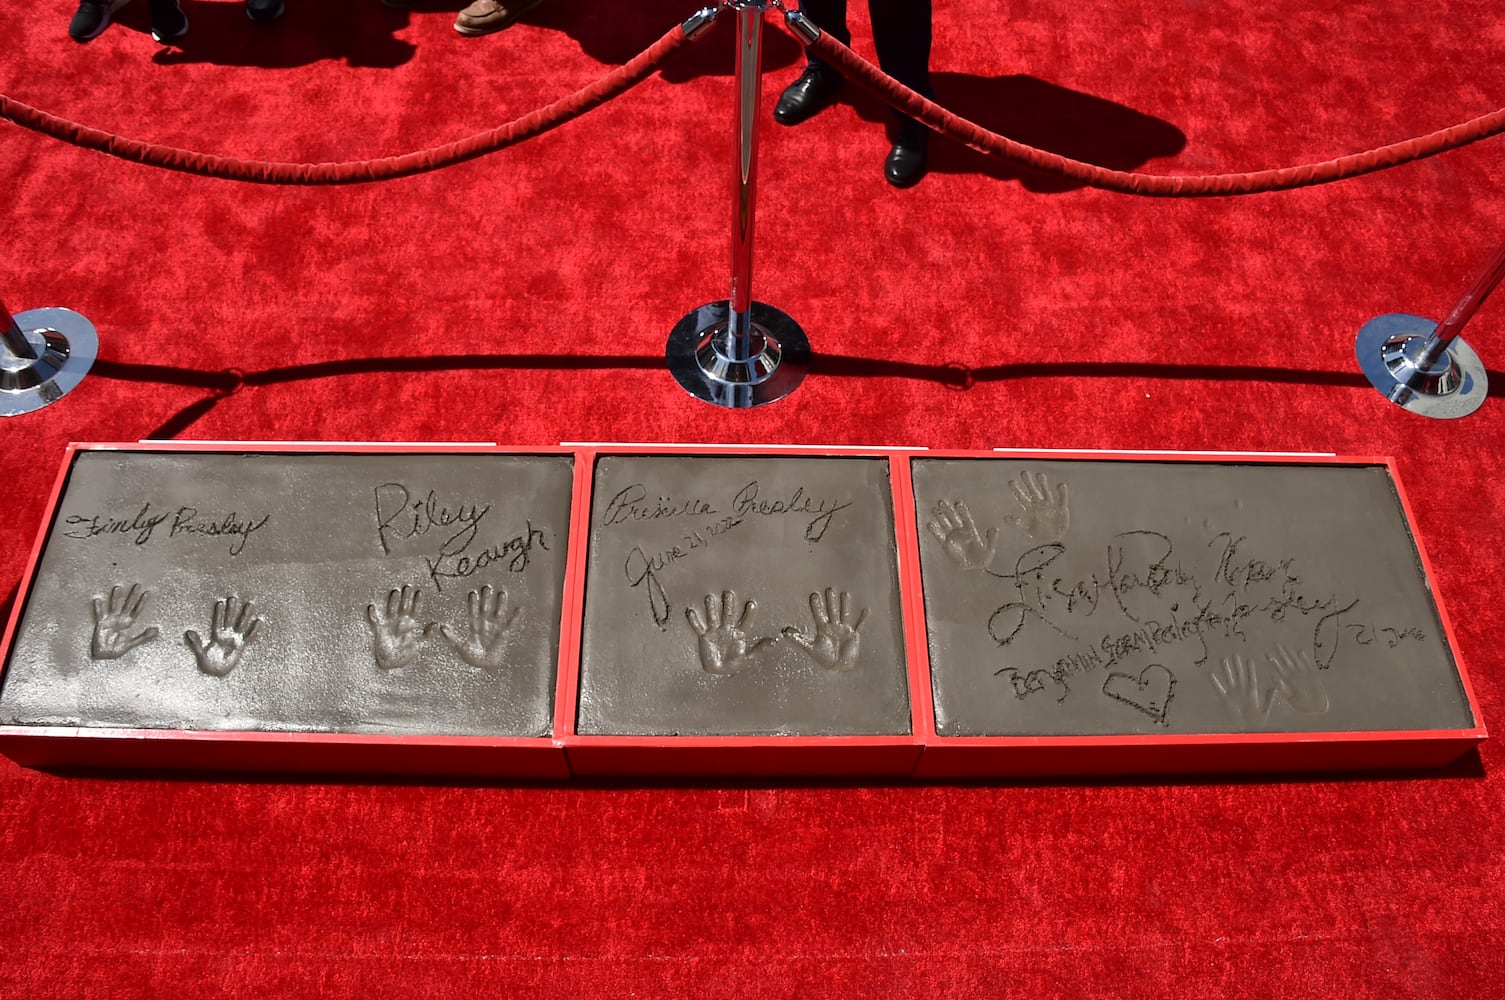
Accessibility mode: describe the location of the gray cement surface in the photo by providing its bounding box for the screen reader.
[912,459,1475,736]
[0,451,574,736]
[577,455,912,736]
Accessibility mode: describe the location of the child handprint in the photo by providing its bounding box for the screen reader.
[90,583,160,661]
[1002,470,1070,543]
[365,585,431,670]
[185,595,261,677]
[927,500,997,570]
[440,585,520,670]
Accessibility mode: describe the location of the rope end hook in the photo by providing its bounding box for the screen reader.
[783,8,820,44]
[682,5,721,39]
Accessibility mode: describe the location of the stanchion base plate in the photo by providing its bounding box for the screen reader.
[1355,312,1488,419]
[667,301,809,409]
[1,308,99,417]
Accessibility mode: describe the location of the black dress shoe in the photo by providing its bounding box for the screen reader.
[884,139,928,188]
[773,64,845,126]
[246,0,284,20]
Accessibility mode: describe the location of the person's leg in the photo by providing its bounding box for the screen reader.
[773,0,851,125]
[67,0,130,42]
[454,0,543,37]
[801,0,851,49]
[869,0,933,186]
[869,0,931,99]
[149,0,188,41]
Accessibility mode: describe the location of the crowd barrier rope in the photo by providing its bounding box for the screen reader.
[0,22,694,185]
[790,16,1505,197]
[4,1,1501,421]
[0,4,1500,194]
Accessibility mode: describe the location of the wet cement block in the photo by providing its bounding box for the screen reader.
[912,459,1475,737]
[577,454,911,736]
[0,451,574,737]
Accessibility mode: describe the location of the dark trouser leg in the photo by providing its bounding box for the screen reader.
[869,0,933,143]
[774,0,851,125]
[800,0,851,69]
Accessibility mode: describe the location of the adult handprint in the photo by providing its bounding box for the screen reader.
[685,590,778,675]
[90,583,160,660]
[185,595,261,677]
[927,499,997,570]
[1267,644,1329,714]
[440,585,519,670]
[783,588,868,672]
[366,585,430,670]
[1209,654,1272,727]
[1002,470,1070,543]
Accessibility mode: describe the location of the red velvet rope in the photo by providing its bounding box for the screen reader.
[0,23,692,185]
[801,28,1505,196]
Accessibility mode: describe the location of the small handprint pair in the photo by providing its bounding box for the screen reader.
[684,587,868,676]
[927,470,1071,569]
[91,583,260,678]
[366,584,519,671]
[1209,644,1330,726]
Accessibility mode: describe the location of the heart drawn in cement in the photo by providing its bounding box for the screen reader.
[1102,663,1177,727]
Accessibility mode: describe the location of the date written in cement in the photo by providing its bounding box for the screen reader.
[608,479,857,628]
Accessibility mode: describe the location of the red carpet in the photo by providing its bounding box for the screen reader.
[3,0,1505,993]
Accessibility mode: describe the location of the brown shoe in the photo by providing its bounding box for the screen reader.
[453,0,540,35]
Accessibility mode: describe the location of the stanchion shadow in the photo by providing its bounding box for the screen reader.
[91,351,1503,441]
[809,354,1398,391]
[140,0,418,68]
[843,71,1187,191]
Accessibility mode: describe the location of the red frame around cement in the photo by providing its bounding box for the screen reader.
[0,442,1485,779]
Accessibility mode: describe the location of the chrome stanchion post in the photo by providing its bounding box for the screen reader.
[667,1,810,408]
[2,297,40,362]
[1356,243,1499,418]
[0,293,100,417]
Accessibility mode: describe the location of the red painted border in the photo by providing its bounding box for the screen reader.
[890,455,936,742]
[0,442,77,676]
[1382,455,1486,735]
[552,447,598,753]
